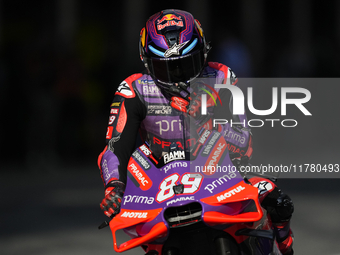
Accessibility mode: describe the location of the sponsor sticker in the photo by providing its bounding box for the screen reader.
[111,102,120,107]
[216,185,246,202]
[123,195,154,205]
[203,136,228,175]
[139,144,152,156]
[203,172,237,193]
[157,14,184,31]
[120,211,148,219]
[164,150,185,164]
[202,132,221,156]
[142,85,161,95]
[166,196,195,206]
[110,108,119,114]
[106,126,113,139]
[127,158,152,190]
[148,105,172,115]
[132,150,151,170]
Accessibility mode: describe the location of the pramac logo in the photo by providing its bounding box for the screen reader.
[127,158,152,191]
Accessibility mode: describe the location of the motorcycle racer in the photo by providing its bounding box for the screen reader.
[98,9,293,254]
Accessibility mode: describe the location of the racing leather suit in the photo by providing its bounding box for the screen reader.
[98,62,252,186]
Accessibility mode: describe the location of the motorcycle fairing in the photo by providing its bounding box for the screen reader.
[109,130,264,253]
[201,182,263,224]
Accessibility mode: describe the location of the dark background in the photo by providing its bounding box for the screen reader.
[1,0,340,254]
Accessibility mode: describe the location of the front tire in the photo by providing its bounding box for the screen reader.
[214,236,240,255]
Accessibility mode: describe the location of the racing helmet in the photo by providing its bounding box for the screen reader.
[139,9,210,90]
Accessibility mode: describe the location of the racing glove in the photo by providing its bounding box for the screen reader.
[100,180,125,218]
[169,82,209,126]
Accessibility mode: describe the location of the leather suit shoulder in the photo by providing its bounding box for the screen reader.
[207,62,238,85]
[115,73,143,98]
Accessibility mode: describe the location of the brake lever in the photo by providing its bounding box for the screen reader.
[98,220,110,230]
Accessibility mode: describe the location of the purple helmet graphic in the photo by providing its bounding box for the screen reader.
[139,9,210,89]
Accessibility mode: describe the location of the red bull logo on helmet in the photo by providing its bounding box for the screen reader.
[158,14,182,23]
[157,14,183,30]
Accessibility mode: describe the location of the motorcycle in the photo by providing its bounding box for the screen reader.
[99,129,282,255]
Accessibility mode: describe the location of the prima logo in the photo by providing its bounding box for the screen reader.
[223,129,246,145]
[155,119,182,135]
[123,195,154,205]
[203,172,237,193]
[161,161,188,173]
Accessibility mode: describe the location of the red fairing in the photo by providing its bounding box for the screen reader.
[248,177,276,202]
[109,208,165,253]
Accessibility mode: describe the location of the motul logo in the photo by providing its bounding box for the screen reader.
[217,185,246,202]
[121,211,148,219]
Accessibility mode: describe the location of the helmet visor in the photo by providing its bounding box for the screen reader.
[145,50,205,84]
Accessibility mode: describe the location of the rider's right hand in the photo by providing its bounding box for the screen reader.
[100,180,125,218]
